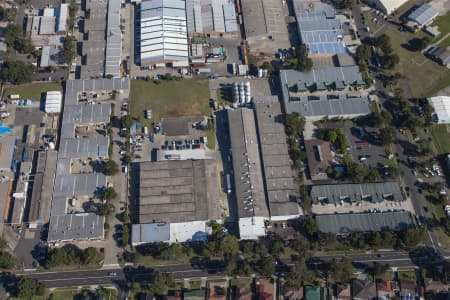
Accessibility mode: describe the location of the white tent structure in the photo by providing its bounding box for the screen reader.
[429,96,450,124]
[45,91,62,113]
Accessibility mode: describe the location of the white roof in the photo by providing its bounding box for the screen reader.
[45,91,62,113]
[376,0,409,14]
[238,217,266,240]
[430,96,450,124]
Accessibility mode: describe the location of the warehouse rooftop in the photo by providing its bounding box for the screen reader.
[254,97,301,218]
[316,211,413,234]
[136,159,221,224]
[311,182,404,205]
[228,108,269,219]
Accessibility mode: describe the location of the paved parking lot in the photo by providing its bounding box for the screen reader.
[326,120,387,168]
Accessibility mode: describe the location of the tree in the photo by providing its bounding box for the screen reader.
[368,232,382,248]
[0,61,34,84]
[4,23,33,53]
[371,262,390,278]
[376,34,393,55]
[82,247,100,264]
[62,36,76,65]
[258,256,275,276]
[356,44,372,62]
[121,225,130,247]
[17,278,39,299]
[225,258,237,276]
[328,257,355,283]
[295,44,313,72]
[379,126,395,146]
[159,244,183,260]
[151,271,174,295]
[220,235,239,257]
[0,251,15,269]
[304,216,318,238]
[261,61,274,74]
[285,258,315,288]
[0,237,8,250]
[121,115,133,129]
[285,113,306,137]
[102,186,118,201]
[102,160,119,176]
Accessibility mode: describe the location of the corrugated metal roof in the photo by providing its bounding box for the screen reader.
[316,212,413,234]
[132,223,170,245]
[408,3,438,25]
[311,182,404,204]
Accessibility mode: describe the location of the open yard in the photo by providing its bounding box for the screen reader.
[431,124,450,154]
[383,28,450,98]
[130,79,210,125]
[2,82,62,101]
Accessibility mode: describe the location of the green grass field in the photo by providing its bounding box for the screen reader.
[431,124,450,154]
[2,82,62,101]
[438,35,450,48]
[130,79,210,125]
[48,287,117,300]
[383,28,450,98]
[432,11,450,40]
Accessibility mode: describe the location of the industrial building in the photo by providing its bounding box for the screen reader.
[228,99,301,239]
[45,91,62,113]
[47,77,129,243]
[81,0,107,78]
[105,0,122,77]
[364,0,409,15]
[25,3,69,47]
[295,3,347,55]
[279,69,371,119]
[240,0,290,53]
[10,162,32,226]
[427,47,450,68]
[310,182,404,205]
[186,0,238,35]
[139,0,189,67]
[408,3,438,27]
[304,139,332,181]
[253,97,300,220]
[429,96,450,124]
[132,159,221,244]
[28,150,57,225]
[316,211,414,235]
[0,136,17,172]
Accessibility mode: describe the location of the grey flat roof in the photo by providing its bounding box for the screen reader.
[316,212,413,234]
[58,136,109,159]
[29,150,57,223]
[10,162,32,225]
[279,69,370,117]
[311,182,404,204]
[105,0,122,77]
[137,159,221,224]
[0,136,16,171]
[61,103,110,138]
[48,78,129,242]
[408,3,438,26]
[48,213,104,242]
[254,97,300,218]
[228,108,269,219]
[241,0,288,40]
[132,223,170,245]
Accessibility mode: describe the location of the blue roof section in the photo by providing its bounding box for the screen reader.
[309,42,347,54]
[296,8,346,55]
[408,3,438,25]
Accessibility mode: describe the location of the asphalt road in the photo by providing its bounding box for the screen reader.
[21,251,439,289]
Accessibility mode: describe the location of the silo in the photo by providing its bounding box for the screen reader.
[258,68,263,78]
[239,81,245,105]
[232,82,239,103]
[245,81,251,103]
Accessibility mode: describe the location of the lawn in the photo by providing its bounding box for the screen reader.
[397,270,417,281]
[363,10,382,33]
[430,124,450,154]
[383,28,450,98]
[438,35,450,48]
[431,11,450,41]
[2,82,62,101]
[49,287,117,300]
[130,79,210,125]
